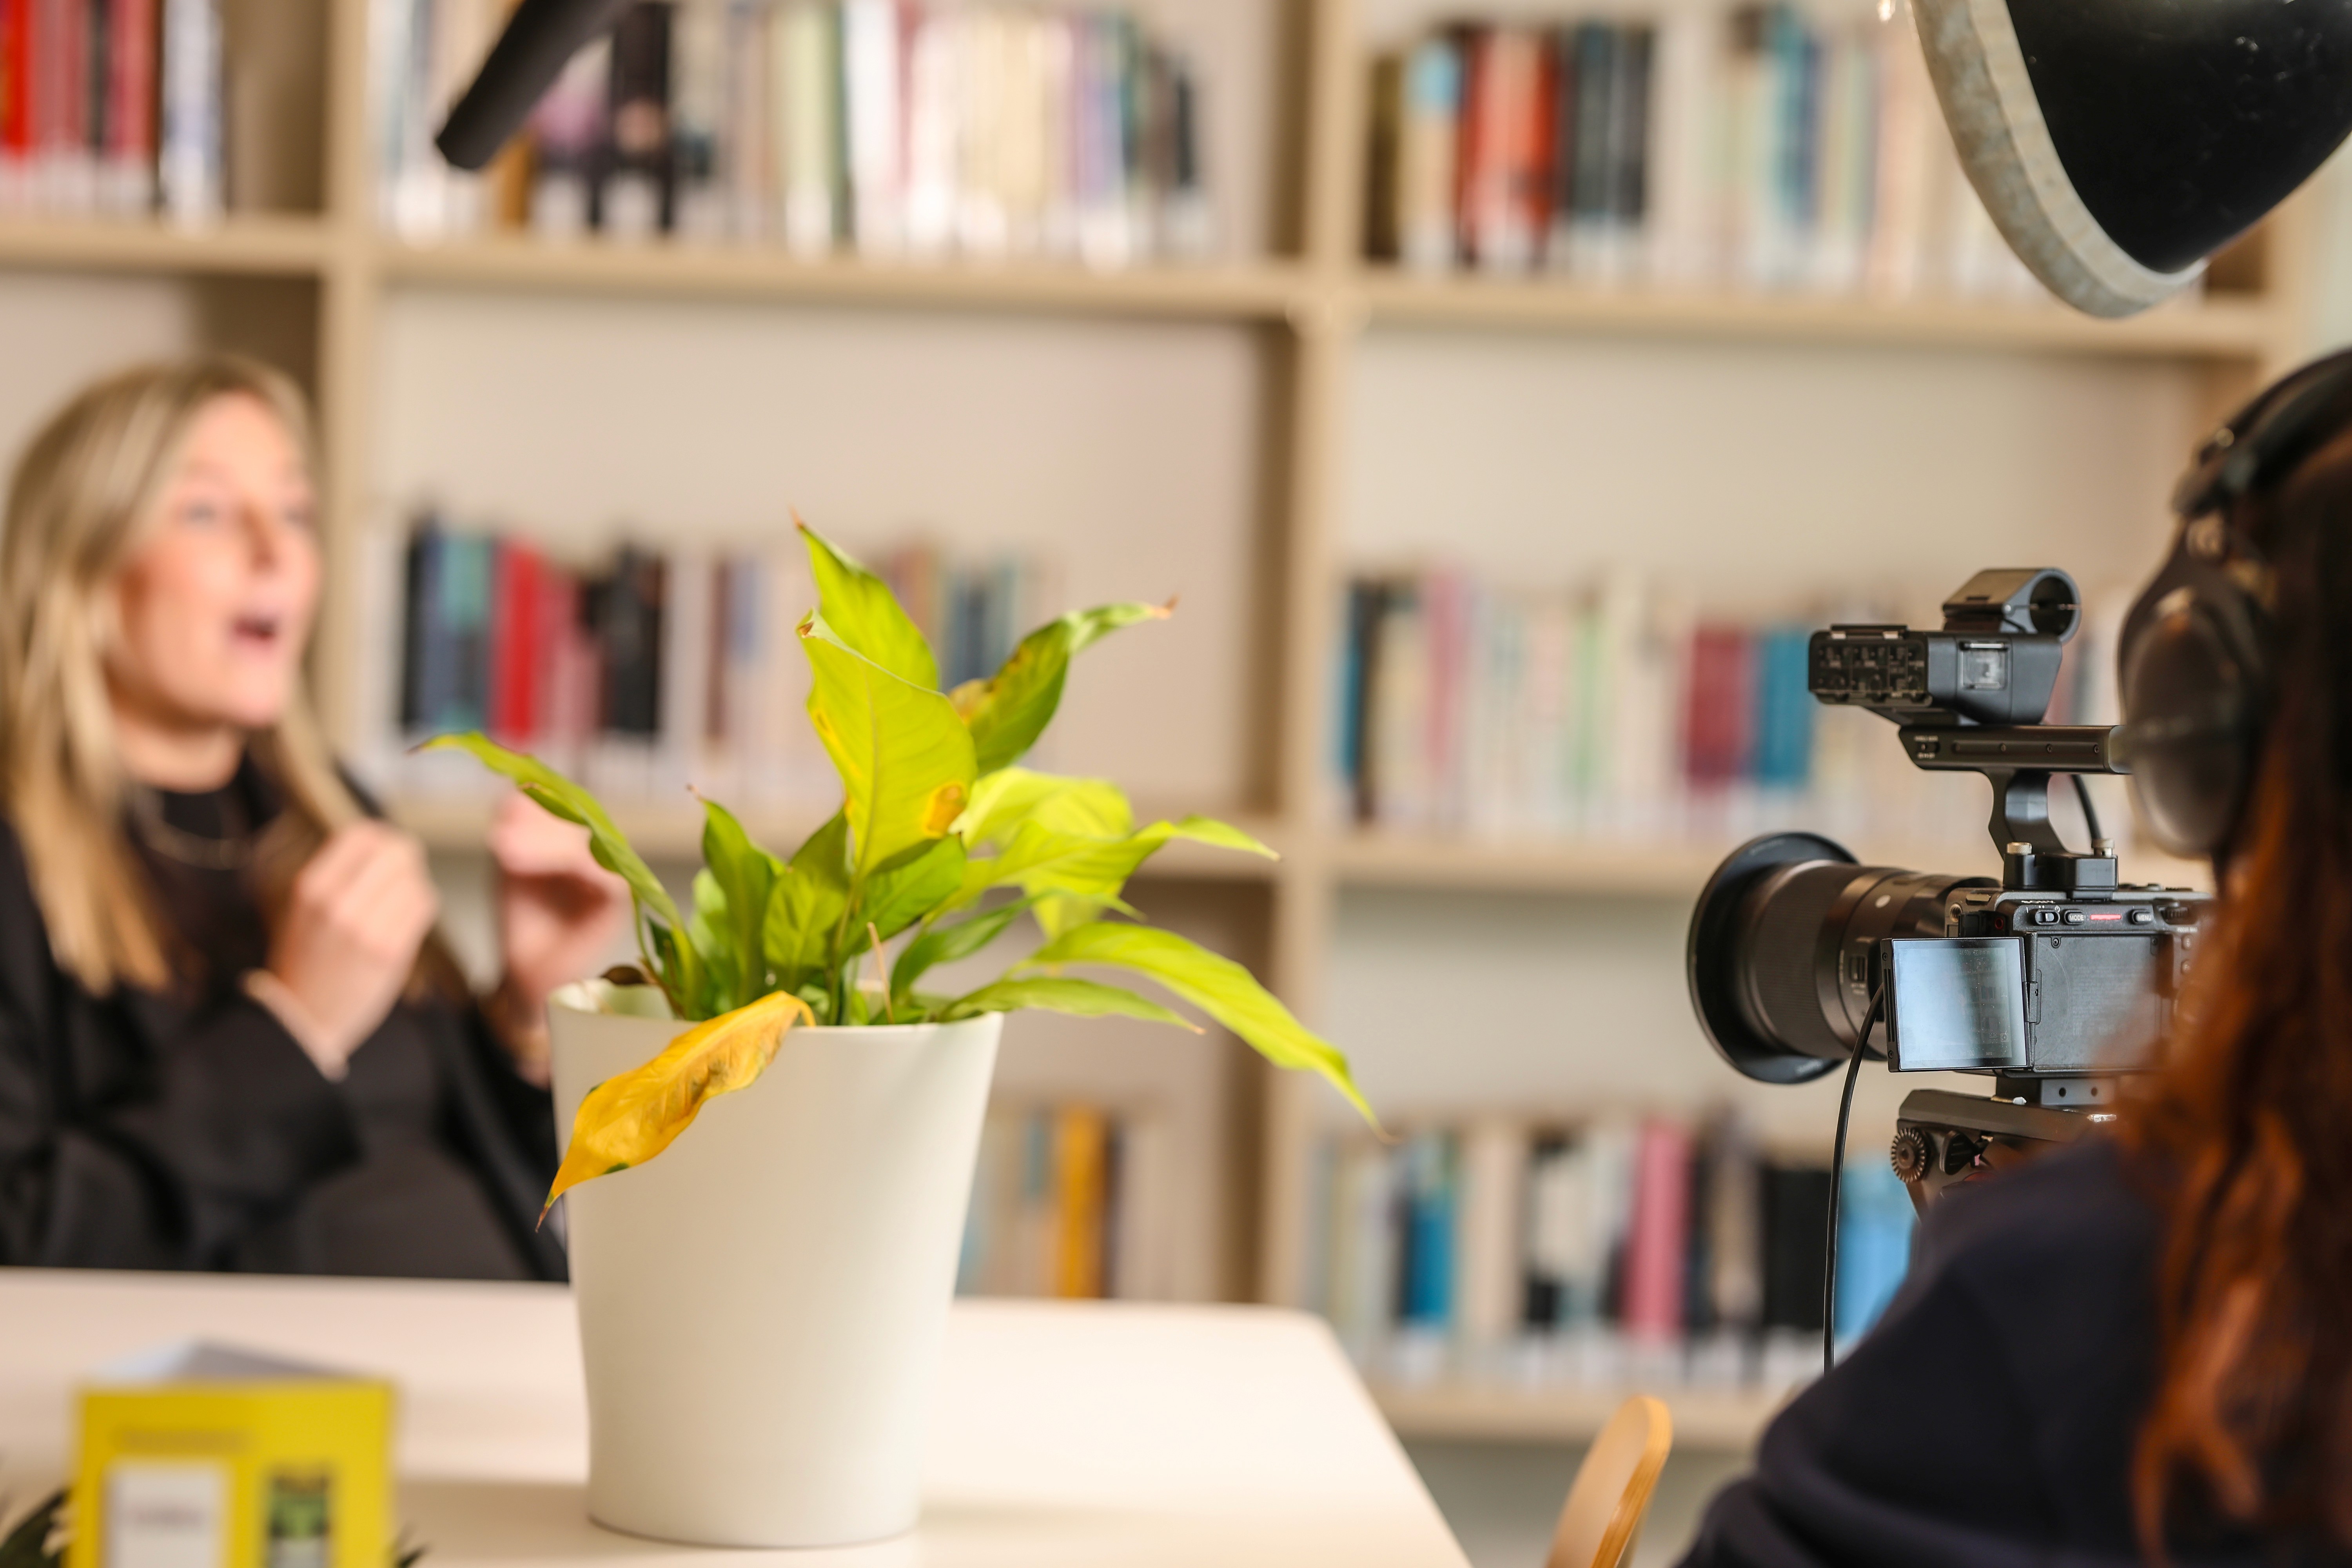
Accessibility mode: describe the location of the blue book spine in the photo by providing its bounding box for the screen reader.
[1835,1158,1916,1344]
[446,535,493,732]
[1333,581,1371,799]
[403,519,444,735]
[1403,1132,1457,1327]
[1753,627,1815,788]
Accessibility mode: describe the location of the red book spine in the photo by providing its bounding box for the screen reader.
[1621,1119,1693,1342]
[48,0,81,166]
[531,565,573,742]
[489,541,541,741]
[105,0,151,163]
[1451,26,1490,261]
[0,0,31,164]
[1683,625,1754,787]
[1522,34,1558,246]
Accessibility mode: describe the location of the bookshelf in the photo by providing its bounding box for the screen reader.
[0,0,2319,1455]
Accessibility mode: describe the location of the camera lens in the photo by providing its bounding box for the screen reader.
[1688,833,1995,1082]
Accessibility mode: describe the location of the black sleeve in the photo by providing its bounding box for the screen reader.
[0,830,359,1269]
[1676,1261,2055,1568]
[1677,1143,2187,1568]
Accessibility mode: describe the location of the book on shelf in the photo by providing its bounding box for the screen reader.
[361,509,1053,808]
[1363,3,2060,304]
[1304,1112,1915,1395]
[956,1102,1168,1301]
[0,0,213,220]
[1327,563,2138,856]
[376,0,1213,266]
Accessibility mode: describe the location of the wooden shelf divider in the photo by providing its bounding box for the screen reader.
[0,213,337,275]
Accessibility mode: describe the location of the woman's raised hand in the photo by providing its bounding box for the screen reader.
[486,792,630,1085]
[262,820,439,1075]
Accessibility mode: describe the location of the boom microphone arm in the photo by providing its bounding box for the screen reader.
[435,0,633,172]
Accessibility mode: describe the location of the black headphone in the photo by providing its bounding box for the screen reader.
[2120,350,2352,858]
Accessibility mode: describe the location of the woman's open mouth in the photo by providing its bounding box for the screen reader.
[231,613,283,651]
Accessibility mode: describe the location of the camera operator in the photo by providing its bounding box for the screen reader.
[1681,356,2352,1566]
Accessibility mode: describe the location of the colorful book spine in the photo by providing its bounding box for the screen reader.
[1369,5,2043,301]
[96,0,151,211]
[156,0,218,222]
[382,515,1052,807]
[1330,562,2114,853]
[379,0,1209,262]
[958,1102,1153,1301]
[1308,1111,1913,1390]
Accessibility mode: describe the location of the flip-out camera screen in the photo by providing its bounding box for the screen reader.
[1886,937,2028,1072]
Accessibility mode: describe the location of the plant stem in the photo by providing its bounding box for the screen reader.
[867,922,895,1023]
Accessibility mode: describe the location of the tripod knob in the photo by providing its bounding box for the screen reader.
[1890,1127,1933,1185]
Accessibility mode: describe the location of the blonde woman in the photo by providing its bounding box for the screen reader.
[0,357,626,1277]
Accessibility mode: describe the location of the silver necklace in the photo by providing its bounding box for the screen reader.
[128,786,255,871]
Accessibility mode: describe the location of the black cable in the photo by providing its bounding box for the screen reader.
[2070,773,2107,850]
[1822,986,1883,1375]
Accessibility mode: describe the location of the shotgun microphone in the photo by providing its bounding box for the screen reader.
[434,0,633,172]
[1913,0,2352,318]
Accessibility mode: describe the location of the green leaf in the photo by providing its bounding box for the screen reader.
[940,976,1199,1028]
[890,893,1041,1000]
[957,814,1276,937]
[0,1488,64,1568]
[858,835,968,943]
[801,611,978,885]
[800,519,939,690]
[700,797,780,1007]
[422,732,677,927]
[686,869,736,1017]
[1022,922,1376,1127]
[767,810,851,989]
[951,602,1172,773]
[421,731,702,1011]
[955,768,1133,849]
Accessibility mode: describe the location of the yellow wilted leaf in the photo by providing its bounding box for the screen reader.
[922,782,968,835]
[543,990,815,1219]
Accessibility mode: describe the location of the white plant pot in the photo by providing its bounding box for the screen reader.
[547,988,1002,1548]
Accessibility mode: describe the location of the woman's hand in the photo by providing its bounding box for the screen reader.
[488,793,630,1085]
[261,821,438,1076]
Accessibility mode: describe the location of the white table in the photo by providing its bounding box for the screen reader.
[0,1271,1468,1567]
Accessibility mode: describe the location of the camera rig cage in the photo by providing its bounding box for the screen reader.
[1689,569,2208,1208]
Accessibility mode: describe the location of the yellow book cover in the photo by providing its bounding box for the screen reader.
[67,1343,393,1568]
[1054,1106,1107,1299]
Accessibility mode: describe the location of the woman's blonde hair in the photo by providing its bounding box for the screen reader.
[0,356,363,993]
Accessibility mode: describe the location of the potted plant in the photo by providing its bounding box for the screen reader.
[432,523,1372,1549]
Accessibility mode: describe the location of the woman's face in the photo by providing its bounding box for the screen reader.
[107,393,319,736]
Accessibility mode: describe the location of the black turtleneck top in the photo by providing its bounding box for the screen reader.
[0,759,563,1279]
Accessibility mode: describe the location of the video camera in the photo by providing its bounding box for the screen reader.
[1688,569,2209,1207]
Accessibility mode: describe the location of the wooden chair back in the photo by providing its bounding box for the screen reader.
[1543,1394,1674,1568]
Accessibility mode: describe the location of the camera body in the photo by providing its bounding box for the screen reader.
[1880,884,2196,1079]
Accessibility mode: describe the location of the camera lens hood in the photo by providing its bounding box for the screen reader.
[1688,832,1856,1085]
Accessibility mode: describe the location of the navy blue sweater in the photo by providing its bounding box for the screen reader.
[1680,1137,2347,1567]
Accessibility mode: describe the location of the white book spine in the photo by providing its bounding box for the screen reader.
[955,9,1009,256]
[903,9,960,256]
[730,2,776,241]
[777,2,838,258]
[1455,1121,1528,1355]
[158,0,223,226]
[657,550,715,796]
[843,0,905,256]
